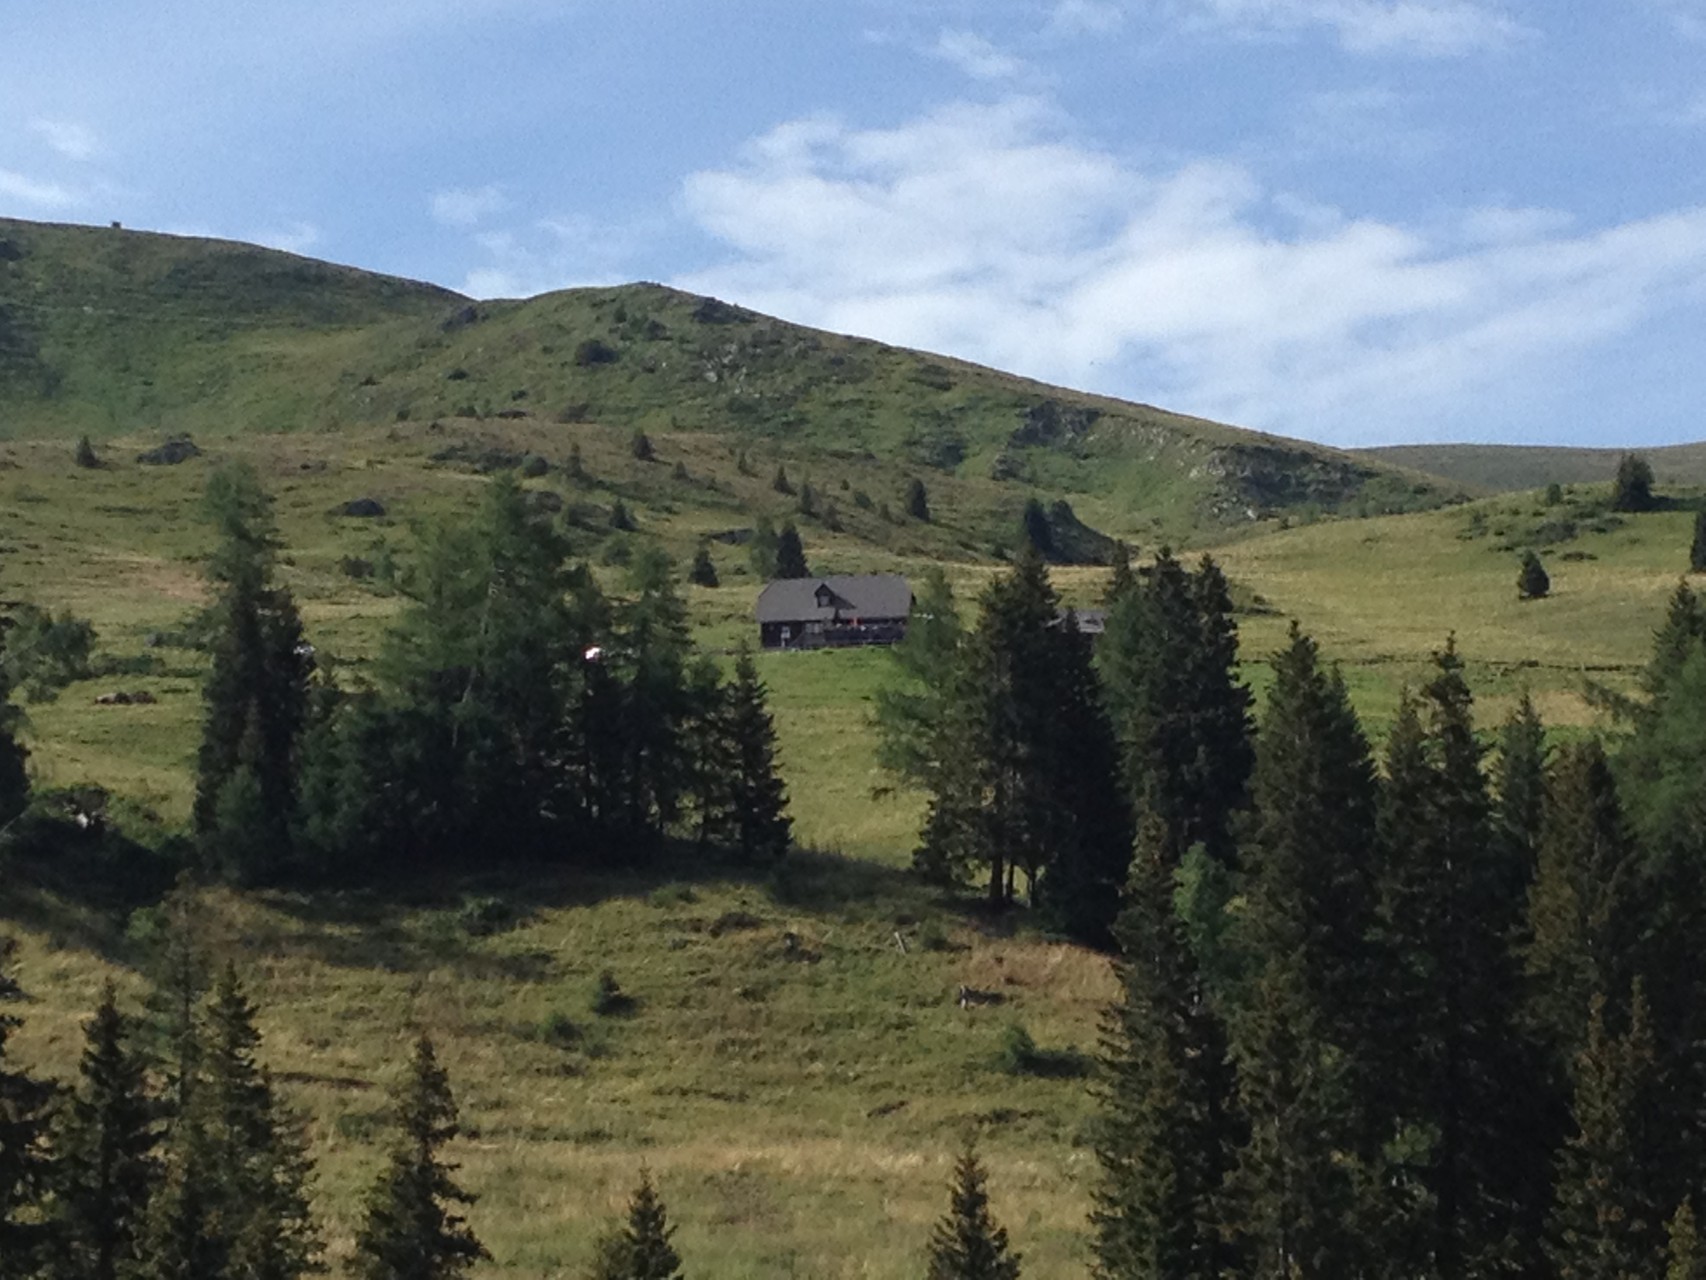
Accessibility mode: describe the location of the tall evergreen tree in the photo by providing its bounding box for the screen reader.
[351,1035,487,1280]
[1491,692,1548,920]
[0,619,31,827]
[1691,510,1706,574]
[1226,626,1383,1278]
[51,984,159,1280]
[1092,813,1238,1280]
[192,465,313,883]
[1546,987,1665,1280]
[1643,581,1706,698]
[0,937,55,1280]
[587,1170,683,1280]
[712,648,790,862]
[140,878,209,1118]
[906,477,932,522]
[925,1148,1021,1280]
[1669,1201,1705,1280]
[197,965,320,1280]
[1611,453,1656,513]
[916,552,1129,938]
[1519,550,1551,600]
[774,523,809,579]
[1523,740,1648,1068]
[1375,641,1541,1277]
[874,568,963,790]
[1097,552,1253,868]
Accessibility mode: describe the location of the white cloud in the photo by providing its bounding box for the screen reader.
[29,118,99,162]
[1049,0,1127,35]
[251,222,321,254]
[1154,0,1524,55]
[674,100,1706,445]
[430,185,508,228]
[931,30,1027,80]
[0,168,81,210]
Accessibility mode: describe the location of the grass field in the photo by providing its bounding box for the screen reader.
[1,424,1695,1276]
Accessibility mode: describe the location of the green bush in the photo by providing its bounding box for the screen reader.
[591,969,634,1016]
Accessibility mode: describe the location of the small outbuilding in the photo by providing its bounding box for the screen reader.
[756,574,912,650]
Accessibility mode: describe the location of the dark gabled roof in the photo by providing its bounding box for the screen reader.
[756,574,913,624]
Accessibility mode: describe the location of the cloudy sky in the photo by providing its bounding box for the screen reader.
[4,2,1704,447]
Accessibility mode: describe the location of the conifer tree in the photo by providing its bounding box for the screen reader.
[0,626,31,826]
[1519,550,1551,600]
[874,567,964,791]
[1691,510,1706,574]
[75,435,100,469]
[1226,627,1382,1277]
[1669,1201,1705,1280]
[748,515,780,579]
[688,545,718,588]
[1546,987,1664,1279]
[1643,581,1706,697]
[140,878,210,1117]
[906,477,931,522]
[925,1148,1021,1280]
[197,965,320,1280]
[51,983,159,1280]
[713,648,790,862]
[1492,692,1548,915]
[1375,641,1541,1277]
[1097,551,1252,868]
[772,464,793,496]
[1523,740,1648,1068]
[587,1169,683,1280]
[0,938,56,1280]
[192,464,313,883]
[1611,453,1656,513]
[352,1034,487,1280]
[774,524,808,579]
[1092,813,1238,1280]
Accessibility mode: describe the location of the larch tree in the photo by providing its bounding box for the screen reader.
[352,1034,488,1280]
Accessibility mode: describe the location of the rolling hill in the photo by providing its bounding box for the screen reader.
[0,216,1459,550]
[1356,441,1706,494]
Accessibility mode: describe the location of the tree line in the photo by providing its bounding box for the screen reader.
[879,543,1706,1276]
[185,464,790,887]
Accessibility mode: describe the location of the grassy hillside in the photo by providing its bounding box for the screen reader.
[0,217,1458,548]
[0,425,1695,1276]
[1356,441,1706,493]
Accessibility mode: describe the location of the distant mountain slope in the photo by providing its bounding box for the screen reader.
[0,217,1461,542]
[1355,442,1706,494]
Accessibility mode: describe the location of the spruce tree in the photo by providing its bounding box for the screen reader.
[715,648,790,862]
[774,524,808,579]
[688,545,718,588]
[874,567,964,790]
[1669,1201,1705,1280]
[1643,581,1706,697]
[1523,740,1648,1068]
[1092,813,1237,1280]
[198,965,320,1280]
[1519,550,1551,600]
[0,623,30,826]
[748,515,780,579]
[1546,987,1664,1279]
[1611,453,1656,513]
[1226,627,1382,1277]
[140,877,210,1117]
[925,1148,1021,1280]
[1375,641,1541,1277]
[0,938,55,1280]
[1097,551,1252,869]
[75,435,100,469]
[772,464,793,495]
[1691,510,1706,574]
[1492,691,1548,917]
[352,1034,487,1280]
[192,464,313,883]
[587,1169,683,1280]
[907,477,931,522]
[51,983,159,1280]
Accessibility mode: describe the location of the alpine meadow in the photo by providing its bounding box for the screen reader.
[5,218,1706,1279]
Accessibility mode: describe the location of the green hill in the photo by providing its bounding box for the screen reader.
[1355,441,1706,493]
[0,216,1457,549]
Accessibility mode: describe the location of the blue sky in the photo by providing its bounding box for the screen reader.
[4,1,1704,448]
